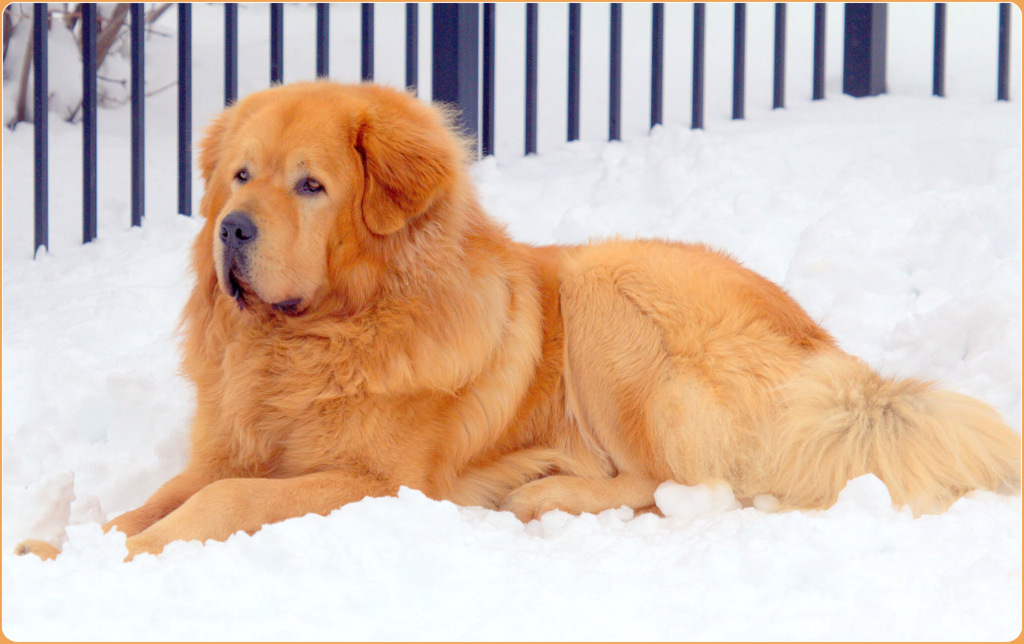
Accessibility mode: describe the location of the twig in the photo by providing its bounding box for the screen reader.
[145,80,177,98]
[97,74,127,86]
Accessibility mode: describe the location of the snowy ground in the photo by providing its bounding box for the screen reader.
[3,3,1022,641]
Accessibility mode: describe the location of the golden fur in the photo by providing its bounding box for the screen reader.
[17,82,1021,561]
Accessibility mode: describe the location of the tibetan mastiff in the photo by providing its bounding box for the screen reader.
[18,82,1020,560]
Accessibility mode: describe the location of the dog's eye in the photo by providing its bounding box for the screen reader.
[297,177,324,196]
[235,169,250,183]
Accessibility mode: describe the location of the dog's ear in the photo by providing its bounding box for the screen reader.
[198,109,232,186]
[196,109,235,221]
[356,93,465,236]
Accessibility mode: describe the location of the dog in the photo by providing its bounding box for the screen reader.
[17,81,1021,561]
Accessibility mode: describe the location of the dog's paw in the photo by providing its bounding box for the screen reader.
[14,539,61,561]
[123,533,168,561]
[503,476,577,523]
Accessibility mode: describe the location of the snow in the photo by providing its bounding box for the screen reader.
[2,3,1021,641]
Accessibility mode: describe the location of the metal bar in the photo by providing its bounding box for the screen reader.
[225,3,238,104]
[131,3,144,228]
[843,3,887,97]
[813,3,826,100]
[525,3,538,154]
[317,3,329,78]
[933,3,945,97]
[482,3,495,156]
[692,3,705,129]
[270,3,283,84]
[998,2,1010,101]
[567,3,581,141]
[33,3,48,256]
[432,3,479,150]
[406,3,418,91]
[178,3,191,217]
[733,3,745,119]
[82,3,97,243]
[362,3,374,81]
[651,3,664,128]
[773,3,786,109]
[609,3,621,141]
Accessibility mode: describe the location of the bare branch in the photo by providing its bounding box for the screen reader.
[95,3,128,67]
[3,5,13,60]
[145,3,173,25]
[64,2,79,31]
[7,19,33,130]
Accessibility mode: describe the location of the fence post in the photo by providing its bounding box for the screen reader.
[225,4,237,104]
[651,3,664,129]
[998,2,1011,101]
[82,3,97,243]
[609,3,622,141]
[178,4,191,217]
[933,3,945,97]
[773,3,786,109]
[432,3,479,152]
[33,3,48,256]
[482,3,495,156]
[813,3,826,100]
[362,3,374,81]
[692,3,705,129]
[525,3,538,154]
[131,3,144,227]
[317,3,329,78]
[843,3,887,97]
[270,3,283,84]
[733,3,745,120]
[567,3,581,142]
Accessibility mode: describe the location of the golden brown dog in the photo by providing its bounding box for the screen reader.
[17,82,1021,561]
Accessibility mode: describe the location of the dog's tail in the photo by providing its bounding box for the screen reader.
[767,351,1021,515]
[445,447,582,510]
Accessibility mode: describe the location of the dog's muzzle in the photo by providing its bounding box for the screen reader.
[219,212,258,307]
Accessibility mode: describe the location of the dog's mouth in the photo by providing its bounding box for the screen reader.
[225,262,254,310]
[271,298,303,315]
[223,259,304,317]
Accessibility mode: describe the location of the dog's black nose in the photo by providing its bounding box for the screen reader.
[220,212,258,249]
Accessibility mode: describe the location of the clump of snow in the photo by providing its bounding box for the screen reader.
[655,480,742,522]
[2,3,1021,641]
[827,474,901,517]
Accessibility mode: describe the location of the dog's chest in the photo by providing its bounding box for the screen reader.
[213,334,425,477]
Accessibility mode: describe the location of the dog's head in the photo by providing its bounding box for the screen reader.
[195,82,468,317]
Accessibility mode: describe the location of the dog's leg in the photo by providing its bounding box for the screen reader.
[123,471,396,559]
[498,248,687,523]
[103,467,215,538]
[503,473,661,522]
[14,467,216,561]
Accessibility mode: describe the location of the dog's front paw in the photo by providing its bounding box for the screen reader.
[14,539,60,561]
[123,532,169,561]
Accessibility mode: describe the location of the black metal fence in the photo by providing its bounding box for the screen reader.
[20,2,1016,258]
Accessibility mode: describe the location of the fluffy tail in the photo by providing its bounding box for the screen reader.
[768,352,1021,515]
